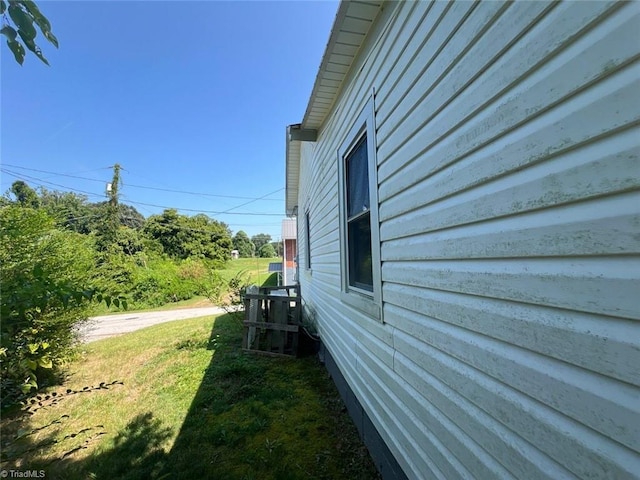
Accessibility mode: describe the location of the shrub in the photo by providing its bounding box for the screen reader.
[127,258,203,308]
[258,243,276,258]
[0,206,95,408]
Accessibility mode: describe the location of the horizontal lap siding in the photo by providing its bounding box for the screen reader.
[298,1,640,479]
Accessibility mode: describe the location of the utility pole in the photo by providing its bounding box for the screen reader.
[106,163,121,238]
[107,163,121,208]
[97,163,122,252]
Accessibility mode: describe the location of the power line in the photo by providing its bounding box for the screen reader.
[220,187,285,213]
[122,198,284,216]
[2,164,283,201]
[124,181,283,202]
[2,169,284,217]
[1,169,106,199]
[1,165,106,183]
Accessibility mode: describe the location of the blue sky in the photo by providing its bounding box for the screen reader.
[1,0,338,240]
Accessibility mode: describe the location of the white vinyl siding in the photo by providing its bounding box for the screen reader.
[296,1,640,479]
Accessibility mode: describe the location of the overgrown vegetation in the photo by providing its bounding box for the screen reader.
[0,207,96,408]
[0,180,279,409]
[0,315,381,480]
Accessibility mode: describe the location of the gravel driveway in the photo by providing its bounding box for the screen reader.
[79,306,227,343]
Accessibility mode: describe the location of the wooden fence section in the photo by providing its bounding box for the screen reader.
[242,285,301,357]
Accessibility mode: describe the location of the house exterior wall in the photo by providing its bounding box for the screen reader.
[296,1,640,479]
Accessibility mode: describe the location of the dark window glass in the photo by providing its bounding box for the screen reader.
[347,213,373,291]
[346,137,369,219]
[345,134,372,291]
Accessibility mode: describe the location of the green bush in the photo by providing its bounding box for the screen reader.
[0,206,95,408]
[91,249,136,307]
[127,258,205,308]
[258,243,276,258]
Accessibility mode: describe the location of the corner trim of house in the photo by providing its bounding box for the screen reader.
[319,342,408,480]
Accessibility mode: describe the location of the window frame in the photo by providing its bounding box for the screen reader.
[337,96,383,321]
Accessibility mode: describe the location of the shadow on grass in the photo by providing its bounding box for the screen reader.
[83,412,171,480]
[1,409,170,480]
[1,314,379,480]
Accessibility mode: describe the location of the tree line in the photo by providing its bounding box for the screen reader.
[0,180,279,408]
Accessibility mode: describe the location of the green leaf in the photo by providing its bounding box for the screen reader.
[37,50,49,66]
[7,39,25,65]
[21,1,54,43]
[104,296,111,308]
[19,30,36,51]
[1,25,18,41]
[43,28,57,48]
[27,343,39,354]
[112,298,120,308]
[37,356,53,369]
[121,300,128,310]
[25,359,37,370]
[15,18,49,65]
[9,3,36,40]
[20,382,35,394]
[40,342,50,350]
[19,0,43,24]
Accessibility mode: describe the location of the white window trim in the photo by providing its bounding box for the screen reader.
[337,95,383,322]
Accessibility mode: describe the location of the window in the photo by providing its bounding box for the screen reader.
[337,96,382,320]
[345,136,373,290]
[305,210,311,270]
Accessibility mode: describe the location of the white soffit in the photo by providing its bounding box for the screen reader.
[286,1,382,216]
[285,127,301,216]
[302,0,383,130]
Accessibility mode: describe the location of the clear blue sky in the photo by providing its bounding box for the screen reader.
[1,0,338,240]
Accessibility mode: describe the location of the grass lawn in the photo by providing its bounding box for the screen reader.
[0,313,380,480]
[219,256,279,286]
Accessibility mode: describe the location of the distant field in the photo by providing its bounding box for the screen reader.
[216,256,277,286]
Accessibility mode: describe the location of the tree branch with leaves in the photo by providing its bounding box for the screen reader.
[1,0,57,65]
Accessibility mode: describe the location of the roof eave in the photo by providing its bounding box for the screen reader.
[301,0,383,130]
[285,1,384,217]
[285,125,300,217]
